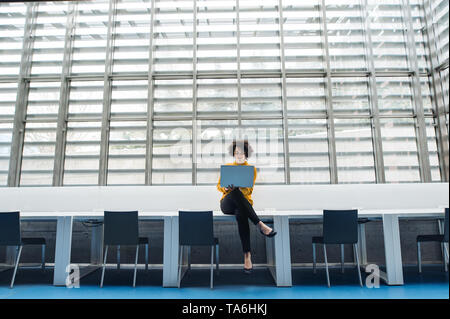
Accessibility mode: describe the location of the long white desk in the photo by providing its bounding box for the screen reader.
[1,183,448,287]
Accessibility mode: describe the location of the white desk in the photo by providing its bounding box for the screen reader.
[1,183,448,287]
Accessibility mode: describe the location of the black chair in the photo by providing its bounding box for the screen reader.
[417,208,449,273]
[312,209,363,288]
[0,211,46,288]
[178,211,219,289]
[100,211,149,288]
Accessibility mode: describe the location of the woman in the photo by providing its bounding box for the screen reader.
[217,140,277,274]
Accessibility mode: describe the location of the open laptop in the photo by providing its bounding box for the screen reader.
[220,165,255,188]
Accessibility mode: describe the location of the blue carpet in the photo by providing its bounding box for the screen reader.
[0,265,448,299]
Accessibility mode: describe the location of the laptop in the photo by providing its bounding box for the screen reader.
[220,165,255,188]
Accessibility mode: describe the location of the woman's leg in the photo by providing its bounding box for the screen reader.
[226,188,261,225]
[220,195,252,254]
[235,210,251,253]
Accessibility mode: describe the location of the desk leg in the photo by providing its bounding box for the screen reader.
[266,216,292,287]
[5,246,16,266]
[381,214,404,285]
[90,224,103,265]
[53,216,73,286]
[358,223,368,266]
[0,247,16,273]
[163,216,179,287]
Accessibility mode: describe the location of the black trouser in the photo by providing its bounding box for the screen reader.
[220,188,261,253]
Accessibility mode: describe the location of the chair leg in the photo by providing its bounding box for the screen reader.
[10,245,23,289]
[100,245,109,288]
[354,243,363,287]
[187,246,191,271]
[117,245,120,270]
[441,242,448,272]
[341,244,345,274]
[312,243,317,274]
[145,244,149,271]
[215,244,219,275]
[41,244,46,270]
[323,244,330,288]
[417,242,422,273]
[178,245,183,288]
[443,242,449,272]
[210,245,214,289]
[133,245,139,288]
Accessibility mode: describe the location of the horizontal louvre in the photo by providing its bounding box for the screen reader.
[63,121,101,186]
[0,2,26,77]
[424,117,441,181]
[153,0,193,75]
[71,0,109,76]
[30,2,67,77]
[376,77,414,114]
[20,122,57,186]
[288,118,330,184]
[0,122,13,186]
[107,120,146,185]
[241,78,282,116]
[326,0,367,72]
[197,78,238,116]
[197,0,237,73]
[286,77,326,116]
[0,0,446,187]
[431,0,449,65]
[110,79,148,118]
[68,80,104,120]
[331,77,370,115]
[380,118,420,182]
[112,0,151,74]
[239,0,281,72]
[0,82,17,121]
[367,0,409,72]
[26,81,60,121]
[282,0,323,72]
[152,120,193,185]
[335,118,376,183]
[153,79,193,116]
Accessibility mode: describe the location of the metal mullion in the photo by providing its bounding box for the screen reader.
[320,0,338,184]
[98,0,117,186]
[435,58,449,72]
[360,0,386,183]
[8,2,38,187]
[278,0,290,184]
[402,0,432,182]
[237,0,242,131]
[53,2,77,187]
[423,0,449,181]
[193,0,197,185]
[145,0,156,185]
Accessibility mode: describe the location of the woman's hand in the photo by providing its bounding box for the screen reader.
[225,184,237,192]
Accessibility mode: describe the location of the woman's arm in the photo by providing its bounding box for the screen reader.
[217,177,226,193]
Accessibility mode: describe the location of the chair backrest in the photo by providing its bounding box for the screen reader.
[323,209,358,244]
[103,211,139,245]
[444,208,449,243]
[179,211,215,246]
[0,211,21,246]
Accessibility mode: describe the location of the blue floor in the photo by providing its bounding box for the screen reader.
[0,265,448,299]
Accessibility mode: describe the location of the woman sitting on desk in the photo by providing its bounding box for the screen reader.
[217,139,277,274]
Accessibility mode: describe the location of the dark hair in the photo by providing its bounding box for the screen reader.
[228,139,254,158]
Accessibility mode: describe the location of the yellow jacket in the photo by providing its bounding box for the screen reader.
[216,161,257,206]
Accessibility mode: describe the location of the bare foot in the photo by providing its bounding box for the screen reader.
[244,252,253,269]
[258,222,273,235]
